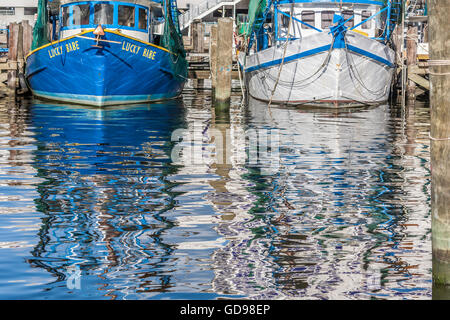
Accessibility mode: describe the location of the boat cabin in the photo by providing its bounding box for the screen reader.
[58,0,164,43]
[273,0,384,43]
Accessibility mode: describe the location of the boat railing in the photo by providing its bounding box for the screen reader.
[178,0,239,31]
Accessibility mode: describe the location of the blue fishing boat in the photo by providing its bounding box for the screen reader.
[25,0,187,106]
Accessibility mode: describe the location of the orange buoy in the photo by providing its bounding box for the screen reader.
[93,25,105,36]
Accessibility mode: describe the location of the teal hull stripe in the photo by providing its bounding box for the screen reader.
[245,44,394,73]
[33,90,178,106]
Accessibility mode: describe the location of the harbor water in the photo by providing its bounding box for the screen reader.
[0,88,433,299]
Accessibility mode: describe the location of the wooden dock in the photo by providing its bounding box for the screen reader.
[186,20,241,88]
[0,21,32,99]
[392,14,431,106]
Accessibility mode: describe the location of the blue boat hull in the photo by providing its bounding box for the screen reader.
[25,30,186,106]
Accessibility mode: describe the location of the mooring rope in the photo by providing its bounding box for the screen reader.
[429,132,450,141]
[428,59,450,76]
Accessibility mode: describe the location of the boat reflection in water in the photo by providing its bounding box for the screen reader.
[232,98,431,299]
[22,94,431,299]
[28,100,188,299]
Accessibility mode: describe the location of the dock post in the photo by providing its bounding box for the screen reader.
[392,25,403,103]
[16,23,24,77]
[429,0,450,286]
[22,20,32,57]
[215,18,233,107]
[192,20,198,53]
[192,20,204,53]
[7,23,19,94]
[210,24,218,96]
[406,26,418,104]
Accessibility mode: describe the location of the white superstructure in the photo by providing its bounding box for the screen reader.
[0,0,38,28]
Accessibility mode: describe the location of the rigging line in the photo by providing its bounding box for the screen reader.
[346,52,386,99]
[429,132,450,141]
[343,35,388,97]
[259,38,335,89]
[267,2,294,110]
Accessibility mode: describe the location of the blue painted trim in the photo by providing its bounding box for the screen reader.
[32,90,178,106]
[350,6,387,31]
[245,44,331,72]
[245,43,394,72]
[274,7,278,42]
[60,1,149,32]
[275,0,383,5]
[278,9,322,32]
[346,44,394,67]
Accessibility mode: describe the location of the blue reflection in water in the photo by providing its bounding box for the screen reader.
[27,102,188,299]
[0,95,432,300]
[242,100,431,299]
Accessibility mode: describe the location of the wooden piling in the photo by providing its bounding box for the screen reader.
[430,0,450,286]
[391,25,403,104]
[192,20,204,53]
[215,18,233,106]
[22,20,32,57]
[7,23,19,92]
[210,25,218,94]
[17,23,24,75]
[192,21,198,53]
[406,26,418,103]
[1,21,31,97]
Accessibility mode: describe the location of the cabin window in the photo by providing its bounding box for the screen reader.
[118,5,135,28]
[342,10,354,27]
[0,7,15,15]
[94,3,114,25]
[138,8,148,30]
[24,7,38,16]
[301,11,315,29]
[321,11,334,29]
[361,10,372,29]
[61,6,70,27]
[280,13,290,29]
[72,4,90,26]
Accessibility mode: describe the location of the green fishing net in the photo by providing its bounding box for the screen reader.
[245,0,267,37]
[160,0,188,80]
[31,0,50,50]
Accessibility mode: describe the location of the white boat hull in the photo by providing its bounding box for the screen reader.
[242,31,396,107]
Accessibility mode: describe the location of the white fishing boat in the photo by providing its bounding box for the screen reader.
[240,0,401,107]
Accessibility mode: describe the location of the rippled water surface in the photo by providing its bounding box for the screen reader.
[0,91,432,299]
